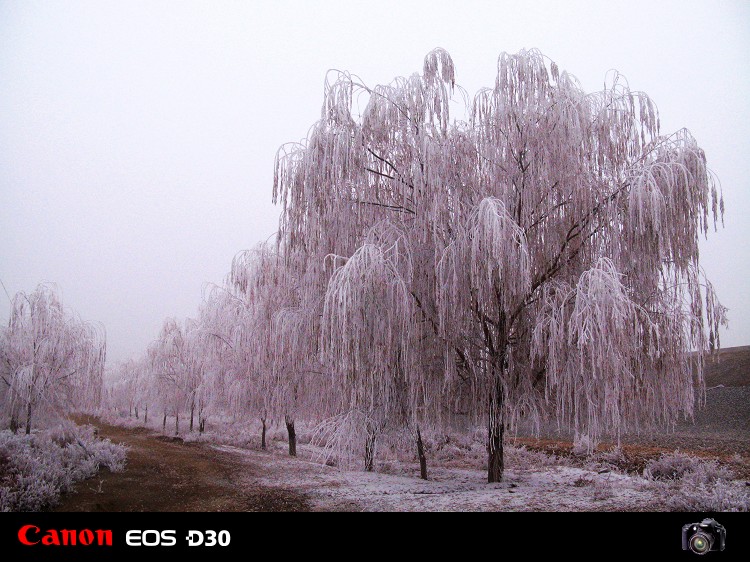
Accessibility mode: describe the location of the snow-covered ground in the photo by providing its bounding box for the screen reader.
[100,412,749,511]
[212,443,656,511]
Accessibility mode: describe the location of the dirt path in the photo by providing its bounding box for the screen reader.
[55,417,310,512]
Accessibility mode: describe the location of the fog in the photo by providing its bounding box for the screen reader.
[1,0,748,364]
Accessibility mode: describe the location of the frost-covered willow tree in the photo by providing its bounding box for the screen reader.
[194,285,247,432]
[274,48,725,482]
[114,357,149,420]
[228,243,310,453]
[148,318,191,434]
[181,318,212,433]
[320,226,440,475]
[0,284,106,433]
[272,304,315,457]
[146,316,212,434]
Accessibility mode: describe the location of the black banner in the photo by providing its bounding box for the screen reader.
[1,511,748,560]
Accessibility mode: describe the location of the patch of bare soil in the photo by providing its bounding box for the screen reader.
[511,436,750,480]
[55,416,310,512]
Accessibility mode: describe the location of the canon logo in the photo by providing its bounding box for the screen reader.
[18,525,113,546]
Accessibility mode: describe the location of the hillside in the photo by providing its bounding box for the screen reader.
[669,345,750,442]
[516,345,750,450]
[704,345,750,387]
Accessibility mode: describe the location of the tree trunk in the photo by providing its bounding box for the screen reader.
[487,378,505,483]
[162,411,167,431]
[189,401,195,432]
[199,417,205,433]
[416,426,428,480]
[144,405,148,424]
[364,433,377,472]
[10,412,18,434]
[25,402,32,435]
[175,412,179,435]
[261,418,267,450]
[135,406,139,420]
[129,404,132,417]
[285,416,296,457]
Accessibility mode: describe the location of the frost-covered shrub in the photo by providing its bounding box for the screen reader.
[0,424,127,512]
[584,446,627,473]
[681,460,734,487]
[181,417,262,448]
[644,451,731,483]
[506,445,562,470]
[644,451,703,481]
[644,451,746,512]
[435,444,465,462]
[665,480,750,512]
[598,447,626,466]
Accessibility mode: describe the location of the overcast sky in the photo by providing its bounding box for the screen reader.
[1,0,748,364]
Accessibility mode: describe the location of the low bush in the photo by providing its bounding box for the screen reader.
[644,451,733,483]
[0,424,127,512]
[644,451,748,512]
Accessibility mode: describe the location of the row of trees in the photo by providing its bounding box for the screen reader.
[0,284,105,433]
[107,244,307,455]
[109,48,726,482]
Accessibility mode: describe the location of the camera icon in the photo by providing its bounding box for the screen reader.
[682,518,726,555]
